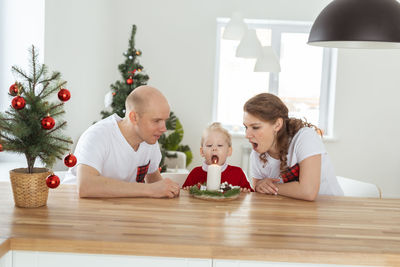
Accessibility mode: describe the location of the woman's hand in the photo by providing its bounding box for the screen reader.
[254,178,281,195]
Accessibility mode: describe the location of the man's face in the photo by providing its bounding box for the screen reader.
[135,101,170,144]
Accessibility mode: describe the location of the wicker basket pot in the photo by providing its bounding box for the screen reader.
[9,168,51,208]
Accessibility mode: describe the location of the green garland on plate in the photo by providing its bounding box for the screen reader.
[189,185,240,198]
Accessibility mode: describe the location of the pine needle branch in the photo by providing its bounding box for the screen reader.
[37,81,50,97]
[49,136,73,144]
[11,66,31,82]
[39,71,61,85]
[45,103,64,114]
[52,111,65,117]
[45,121,67,136]
[41,80,66,99]
[0,133,13,141]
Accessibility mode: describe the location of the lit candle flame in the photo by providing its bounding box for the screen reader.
[211,155,219,165]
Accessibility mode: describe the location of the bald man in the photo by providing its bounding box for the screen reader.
[64,86,180,198]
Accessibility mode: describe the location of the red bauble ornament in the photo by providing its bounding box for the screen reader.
[64,153,77,167]
[126,76,133,84]
[41,116,55,130]
[58,88,71,102]
[11,96,26,110]
[46,174,60,189]
[9,83,19,96]
[0,144,3,152]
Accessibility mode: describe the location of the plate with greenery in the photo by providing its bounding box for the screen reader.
[189,182,241,201]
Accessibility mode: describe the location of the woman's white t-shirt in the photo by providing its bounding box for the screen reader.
[250,127,343,196]
[63,114,161,184]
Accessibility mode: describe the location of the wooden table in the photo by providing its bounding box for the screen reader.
[0,182,399,266]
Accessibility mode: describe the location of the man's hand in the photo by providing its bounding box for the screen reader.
[149,178,180,198]
[255,178,281,195]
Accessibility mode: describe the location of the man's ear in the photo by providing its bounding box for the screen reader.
[200,147,204,157]
[129,111,139,125]
[274,118,283,132]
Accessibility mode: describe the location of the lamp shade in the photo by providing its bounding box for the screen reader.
[308,0,400,48]
[222,12,248,40]
[236,29,262,58]
[254,46,281,73]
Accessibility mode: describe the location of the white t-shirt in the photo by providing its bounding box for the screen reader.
[63,114,161,184]
[250,127,343,196]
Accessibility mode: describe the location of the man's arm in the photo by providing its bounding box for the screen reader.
[77,164,180,198]
[145,170,163,183]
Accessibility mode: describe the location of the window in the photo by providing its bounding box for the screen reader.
[214,19,337,136]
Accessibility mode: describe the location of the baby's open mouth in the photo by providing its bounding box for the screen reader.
[211,155,219,164]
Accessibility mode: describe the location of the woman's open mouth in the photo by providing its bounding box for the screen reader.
[251,142,258,150]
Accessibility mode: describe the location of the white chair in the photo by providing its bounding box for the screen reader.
[164,151,186,170]
[337,176,381,198]
[161,172,189,187]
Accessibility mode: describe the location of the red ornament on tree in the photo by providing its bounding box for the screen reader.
[9,83,19,96]
[64,153,77,167]
[11,96,26,110]
[58,88,71,102]
[126,76,133,84]
[0,144,3,152]
[46,174,60,189]
[41,116,55,130]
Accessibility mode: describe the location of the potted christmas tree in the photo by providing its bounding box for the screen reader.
[101,24,192,171]
[0,46,76,208]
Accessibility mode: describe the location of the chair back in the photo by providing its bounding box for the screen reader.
[161,172,189,187]
[337,176,381,198]
[164,151,186,170]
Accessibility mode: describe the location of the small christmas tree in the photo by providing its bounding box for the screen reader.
[0,46,74,176]
[101,25,192,171]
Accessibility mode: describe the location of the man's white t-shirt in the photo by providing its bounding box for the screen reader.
[250,127,343,196]
[63,114,161,184]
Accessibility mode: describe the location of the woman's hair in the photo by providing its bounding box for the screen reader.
[201,122,232,147]
[244,93,321,173]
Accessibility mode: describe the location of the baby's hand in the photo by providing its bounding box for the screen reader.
[240,188,251,193]
[182,186,190,190]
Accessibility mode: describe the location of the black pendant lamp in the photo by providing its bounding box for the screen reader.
[308,0,400,48]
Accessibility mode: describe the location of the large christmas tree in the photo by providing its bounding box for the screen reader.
[101,25,149,118]
[0,46,74,174]
[100,25,192,171]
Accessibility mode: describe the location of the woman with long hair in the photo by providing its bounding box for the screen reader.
[243,93,343,201]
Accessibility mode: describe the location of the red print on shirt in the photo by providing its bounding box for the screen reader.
[280,163,300,183]
[136,160,150,183]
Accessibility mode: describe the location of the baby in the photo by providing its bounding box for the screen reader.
[182,122,253,192]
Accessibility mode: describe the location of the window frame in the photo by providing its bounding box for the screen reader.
[213,18,337,137]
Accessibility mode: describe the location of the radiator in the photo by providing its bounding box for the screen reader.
[241,143,252,178]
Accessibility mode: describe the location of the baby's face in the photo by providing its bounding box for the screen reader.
[200,131,232,165]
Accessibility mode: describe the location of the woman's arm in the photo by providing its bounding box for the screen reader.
[275,154,321,201]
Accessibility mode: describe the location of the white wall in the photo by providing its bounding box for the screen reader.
[39,0,400,198]
[0,0,44,163]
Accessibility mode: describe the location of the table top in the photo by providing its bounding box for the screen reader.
[0,182,399,265]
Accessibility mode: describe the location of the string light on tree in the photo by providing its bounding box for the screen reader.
[64,153,77,167]
[135,50,141,56]
[9,83,19,96]
[11,96,26,110]
[46,174,60,189]
[41,115,55,130]
[0,144,3,152]
[58,88,71,102]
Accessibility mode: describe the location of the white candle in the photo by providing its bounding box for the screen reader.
[207,164,221,191]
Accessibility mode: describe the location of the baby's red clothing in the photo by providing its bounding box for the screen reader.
[182,165,253,191]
